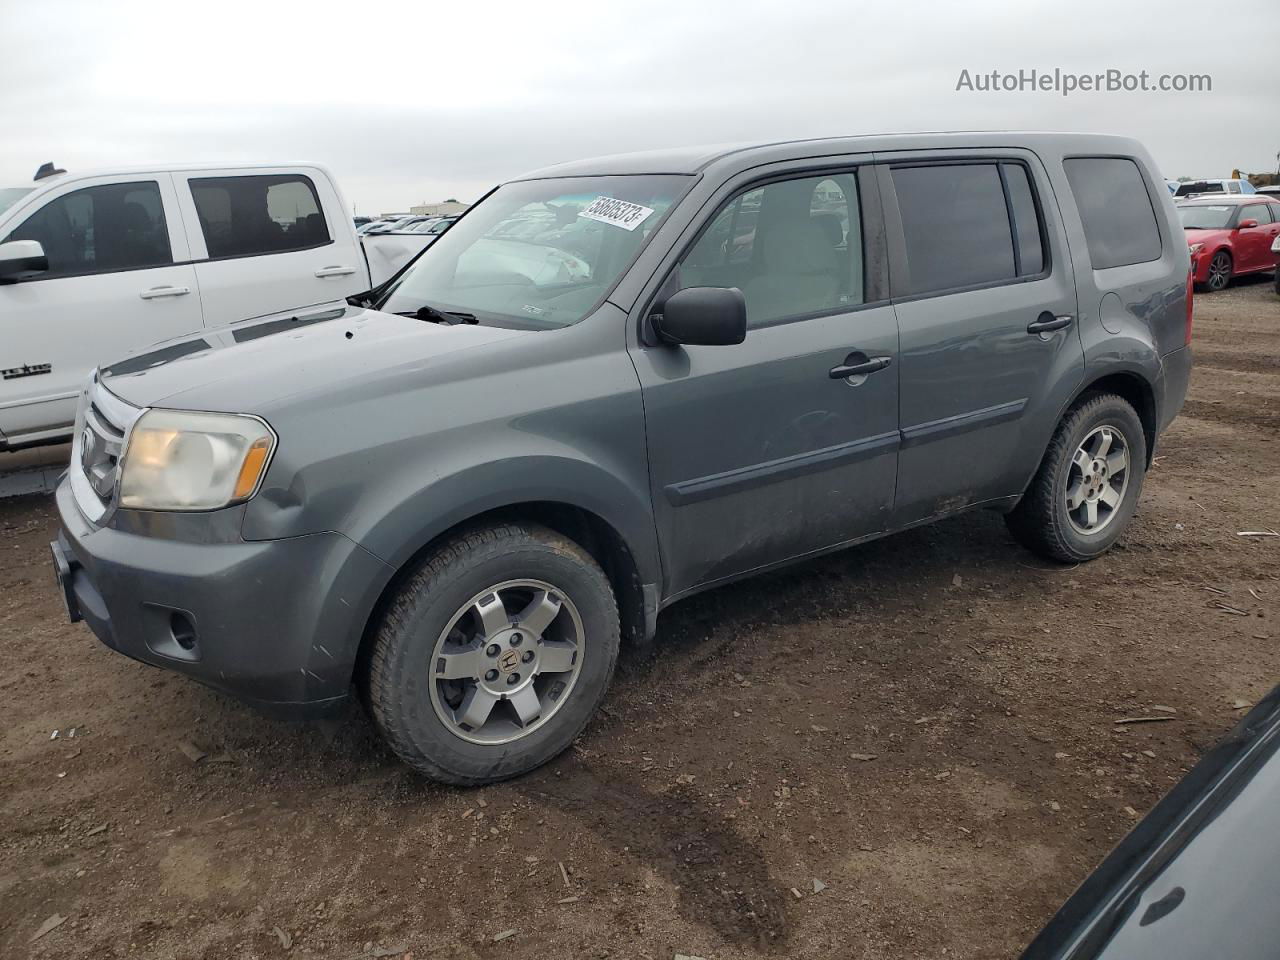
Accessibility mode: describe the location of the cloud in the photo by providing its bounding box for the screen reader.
[1,0,1275,211]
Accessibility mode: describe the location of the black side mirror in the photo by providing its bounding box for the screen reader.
[653,286,747,346]
[0,240,48,283]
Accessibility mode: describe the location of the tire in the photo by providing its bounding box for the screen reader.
[1005,393,1147,564]
[365,522,619,785]
[1206,250,1232,292]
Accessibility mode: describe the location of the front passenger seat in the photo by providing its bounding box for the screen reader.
[742,217,840,325]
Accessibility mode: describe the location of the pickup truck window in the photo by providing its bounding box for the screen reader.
[2,180,172,279]
[379,174,688,329]
[189,174,330,259]
[677,171,865,327]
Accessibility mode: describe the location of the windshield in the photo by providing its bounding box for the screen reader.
[378,174,689,329]
[0,187,33,216]
[1178,204,1233,229]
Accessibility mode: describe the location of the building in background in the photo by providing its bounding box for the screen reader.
[409,199,469,217]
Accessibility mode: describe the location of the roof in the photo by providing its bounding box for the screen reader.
[1176,194,1277,205]
[513,131,1147,181]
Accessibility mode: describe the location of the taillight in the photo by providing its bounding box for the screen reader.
[1185,266,1194,345]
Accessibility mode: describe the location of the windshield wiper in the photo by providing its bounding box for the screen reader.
[394,305,478,325]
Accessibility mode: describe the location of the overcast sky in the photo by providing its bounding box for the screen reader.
[1,0,1275,214]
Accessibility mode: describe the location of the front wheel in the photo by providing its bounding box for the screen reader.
[365,523,619,784]
[1005,393,1147,563]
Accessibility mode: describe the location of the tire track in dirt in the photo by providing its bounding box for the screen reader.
[1192,348,1280,377]
[522,759,790,950]
[1182,398,1280,434]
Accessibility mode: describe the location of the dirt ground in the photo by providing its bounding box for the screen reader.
[2,277,1279,960]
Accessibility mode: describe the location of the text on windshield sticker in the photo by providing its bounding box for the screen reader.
[579,196,655,231]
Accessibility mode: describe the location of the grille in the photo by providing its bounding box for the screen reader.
[72,374,141,520]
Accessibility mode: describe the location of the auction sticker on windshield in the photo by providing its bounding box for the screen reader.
[579,196,655,231]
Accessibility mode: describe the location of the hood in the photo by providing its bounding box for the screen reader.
[100,304,530,412]
[1182,227,1228,245]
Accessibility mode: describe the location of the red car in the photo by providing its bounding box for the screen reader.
[1178,195,1280,291]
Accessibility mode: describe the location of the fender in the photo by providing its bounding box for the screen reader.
[350,452,661,586]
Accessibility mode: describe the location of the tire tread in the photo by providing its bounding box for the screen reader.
[365,522,618,785]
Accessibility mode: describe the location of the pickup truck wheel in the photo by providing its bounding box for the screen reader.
[1005,393,1147,563]
[365,523,619,785]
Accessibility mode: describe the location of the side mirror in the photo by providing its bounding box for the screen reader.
[0,240,48,283]
[1237,219,1259,230]
[653,286,747,346]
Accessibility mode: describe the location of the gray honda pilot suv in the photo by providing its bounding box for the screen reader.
[51,133,1192,783]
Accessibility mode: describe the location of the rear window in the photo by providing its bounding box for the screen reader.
[1174,181,1224,197]
[1063,157,1162,269]
[890,161,1046,297]
[190,174,330,259]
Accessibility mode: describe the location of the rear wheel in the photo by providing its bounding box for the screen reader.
[1005,393,1147,563]
[1206,250,1232,291]
[365,523,619,784]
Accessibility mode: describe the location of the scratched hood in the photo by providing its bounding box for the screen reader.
[99,304,531,413]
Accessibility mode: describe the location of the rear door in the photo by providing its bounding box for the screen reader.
[174,167,363,325]
[629,162,901,598]
[0,175,201,444]
[877,152,1083,526]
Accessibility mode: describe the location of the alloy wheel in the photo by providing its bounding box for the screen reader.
[428,579,584,745]
[1207,252,1231,291]
[1065,425,1130,535]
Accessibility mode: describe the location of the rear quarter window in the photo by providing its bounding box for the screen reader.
[1063,157,1162,270]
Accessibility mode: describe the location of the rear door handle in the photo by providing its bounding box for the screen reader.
[830,356,892,379]
[1027,313,1073,334]
[139,285,191,300]
[315,265,357,278]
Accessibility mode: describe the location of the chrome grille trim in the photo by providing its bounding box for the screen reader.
[70,371,143,524]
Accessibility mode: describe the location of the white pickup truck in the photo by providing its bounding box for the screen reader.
[0,162,437,450]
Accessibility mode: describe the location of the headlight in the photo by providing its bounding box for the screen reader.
[1188,242,1204,256]
[119,409,276,511]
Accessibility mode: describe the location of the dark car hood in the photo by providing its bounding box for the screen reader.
[100,305,530,413]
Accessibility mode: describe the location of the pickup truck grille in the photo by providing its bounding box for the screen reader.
[71,374,141,522]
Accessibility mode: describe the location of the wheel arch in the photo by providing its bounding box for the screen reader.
[1014,365,1160,505]
[1075,370,1158,466]
[353,498,655,693]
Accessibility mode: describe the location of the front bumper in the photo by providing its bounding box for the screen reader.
[53,478,392,716]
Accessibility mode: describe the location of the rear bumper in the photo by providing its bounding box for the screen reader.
[1157,345,1192,436]
[53,478,392,716]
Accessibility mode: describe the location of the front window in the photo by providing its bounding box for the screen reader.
[2,180,172,278]
[378,175,688,329]
[0,187,32,216]
[1177,204,1233,229]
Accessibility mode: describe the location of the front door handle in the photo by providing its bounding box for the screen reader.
[139,285,191,300]
[830,355,892,379]
[315,265,357,278]
[1027,312,1073,334]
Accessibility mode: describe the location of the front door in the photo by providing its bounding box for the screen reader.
[0,175,202,445]
[1234,203,1279,272]
[629,166,900,598]
[878,154,1083,525]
